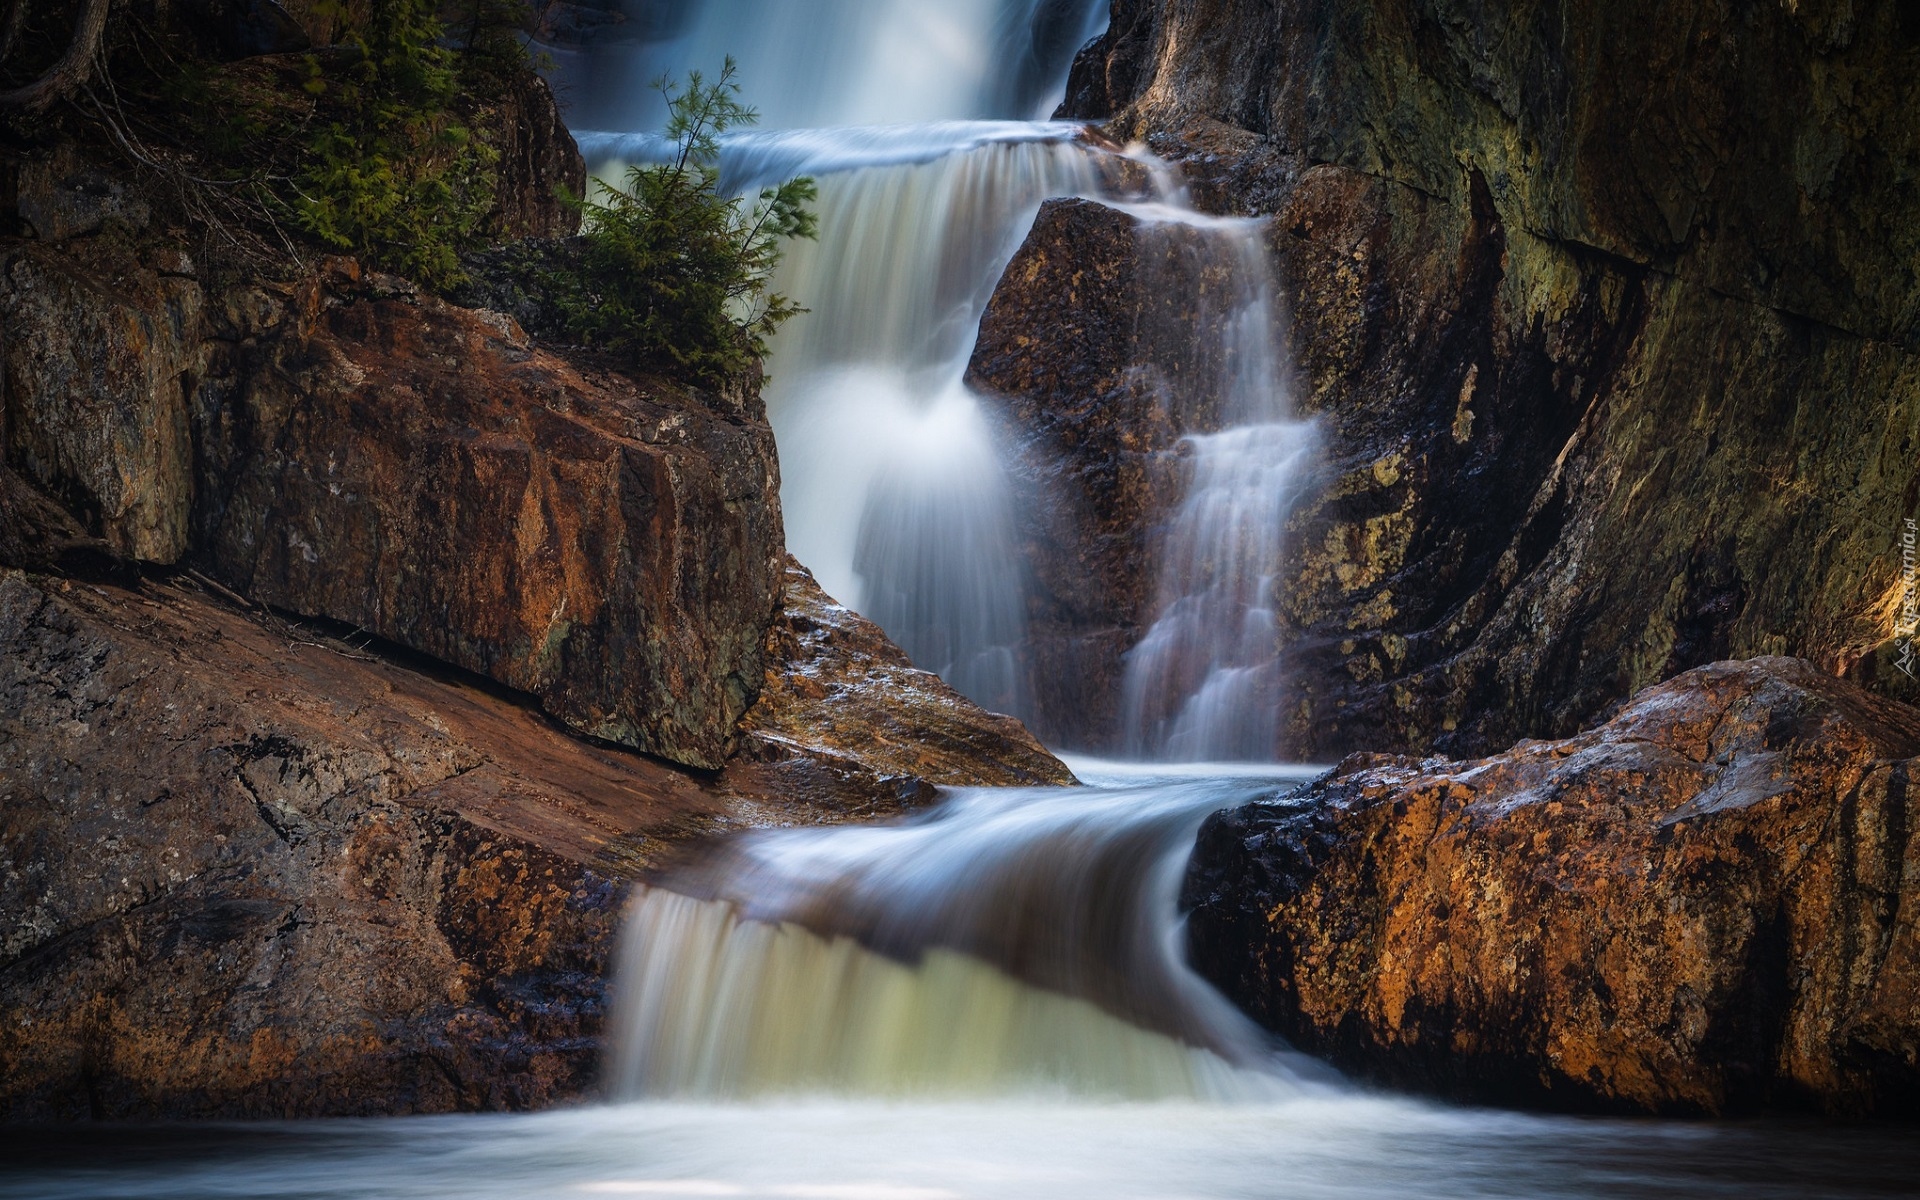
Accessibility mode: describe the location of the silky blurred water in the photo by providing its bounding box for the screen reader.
[608,766,1326,1100]
[15,9,1911,1199]
[8,1100,1918,1200]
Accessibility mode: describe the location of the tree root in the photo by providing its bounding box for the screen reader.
[0,0,111,113]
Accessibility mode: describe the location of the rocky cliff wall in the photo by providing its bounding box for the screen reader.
[0,58,1073,1117]
[195,262,783,770]
[0,555,1067,1120]
[0,185,775,770]
[977,0,1920,756]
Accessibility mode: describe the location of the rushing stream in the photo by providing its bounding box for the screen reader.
[9,3,1914,1197]
[11,776,1920,1200]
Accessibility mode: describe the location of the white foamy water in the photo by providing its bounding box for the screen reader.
[1120,419,1320,759]
[610,771,1326,1101]
[1034,196,1328,761]
[560,0,1107,131]
[13,1097,1915,1200]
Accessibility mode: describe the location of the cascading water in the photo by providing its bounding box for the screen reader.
[1110,207,1322,761]
[581,120,1115,716]
[570,0,1334,1103]
[610,766,1327,1099]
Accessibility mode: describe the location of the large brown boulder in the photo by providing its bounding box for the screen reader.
[194,264,783,770]
[0,569,694,1120]
[1184,658,1920,1116]
[0,563,1074,1120]
[986,0,1920,758]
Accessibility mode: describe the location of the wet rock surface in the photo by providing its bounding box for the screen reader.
[969,198,1215,748]
[726,558,1078,808]
[1184,658,1920,1116]
[991,0,1920,757]
[0,561,1072,1120]
[0,221,785,772]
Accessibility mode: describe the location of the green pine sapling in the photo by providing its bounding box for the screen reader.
[561,58,818,383]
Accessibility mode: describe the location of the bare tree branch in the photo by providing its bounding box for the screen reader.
[0,0,111,113]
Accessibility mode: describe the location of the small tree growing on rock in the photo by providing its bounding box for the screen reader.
[558,57,817,384]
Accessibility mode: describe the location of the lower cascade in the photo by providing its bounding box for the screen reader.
[610,768,1323,1101]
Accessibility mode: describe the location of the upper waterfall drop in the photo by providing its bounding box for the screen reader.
[568,0,1321,751]
[560,0,1108,132]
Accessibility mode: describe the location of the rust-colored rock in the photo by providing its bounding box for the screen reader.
[724,557,1077,807]
[194,271,783,770]
[0,561,1073,1120]
[0,240,205,564]
[1184,658,1920,1116]
[0,568,703,1120]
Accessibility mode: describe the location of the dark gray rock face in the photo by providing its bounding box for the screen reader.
[0,241,203,565]
[979,0,1920,758]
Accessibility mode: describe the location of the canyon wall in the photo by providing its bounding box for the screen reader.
[977,0,1920,757]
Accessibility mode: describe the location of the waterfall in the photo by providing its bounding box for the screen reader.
[1110,208,1322,761]
[754,133,1107,715]
[572,0,1319,744]
[577,123,1116,714]
[610,770,1322,1099]
[575,0,1325,1106]
[556,0,1109,132]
